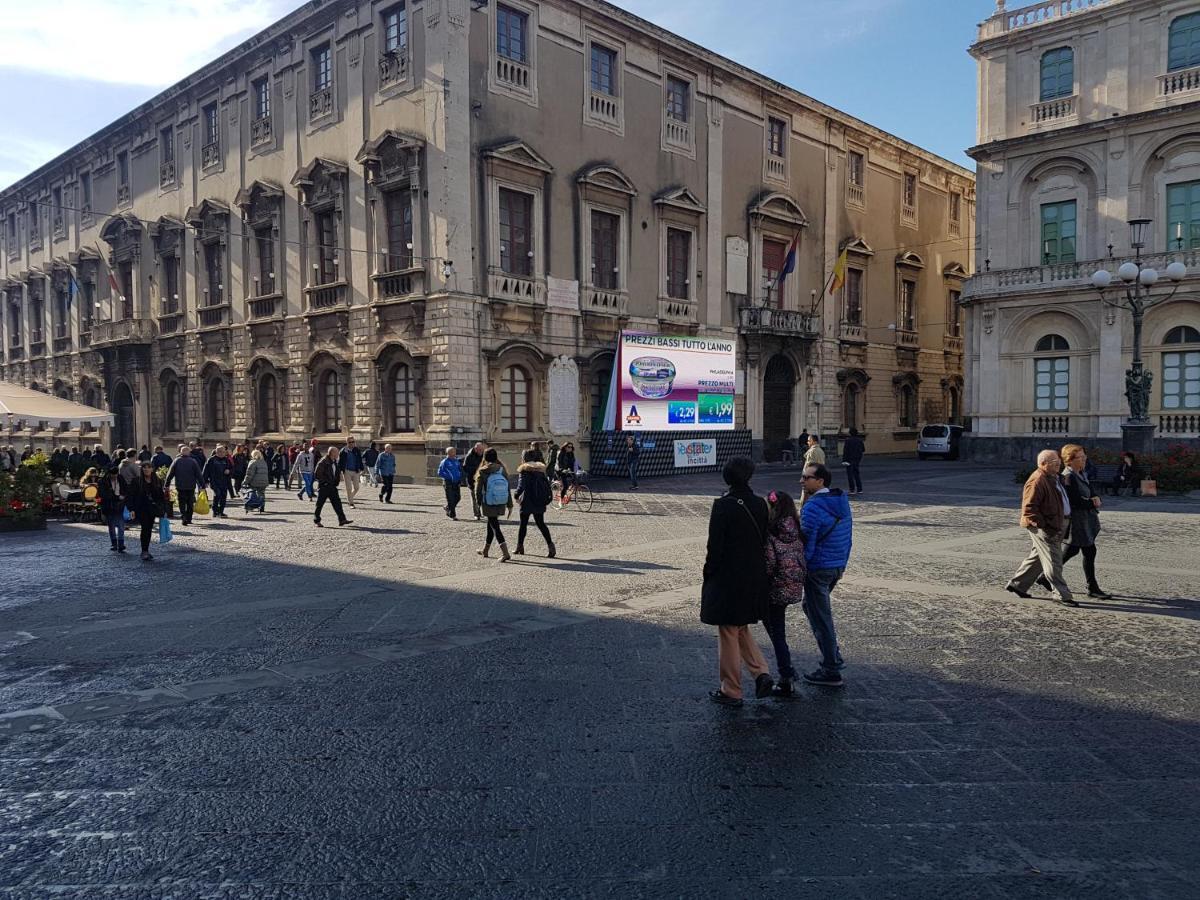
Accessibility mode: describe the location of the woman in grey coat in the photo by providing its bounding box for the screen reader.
[1057,444,1110,599]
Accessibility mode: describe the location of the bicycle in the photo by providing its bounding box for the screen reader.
[551,470,594,511]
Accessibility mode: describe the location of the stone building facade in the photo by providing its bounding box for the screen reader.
[0,0,972,478]
[965,0,1200,460]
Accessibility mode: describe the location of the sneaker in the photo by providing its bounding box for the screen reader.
[339,519,353,526]
[1051,595,1080,608]
[803,669,844,687]
[708,690,743,708]
[771,680,795,698]
[1088,587,1112,599]
[110,544,119,552]
[1004,583,1033,599]
[754,673,775,699]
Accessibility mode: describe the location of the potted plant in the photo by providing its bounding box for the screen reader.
[0,453,51,533]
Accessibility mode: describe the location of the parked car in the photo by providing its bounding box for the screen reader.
[917,424,964,460]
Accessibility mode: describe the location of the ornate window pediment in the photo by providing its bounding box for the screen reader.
[749,191,807,228]
[841,237,875,258]
[896,250,926,270]
[577,164,637,197]
[943,261,968,279]
[654,185,706,215]
[234,180,284,221]
[292,157,348,208]
[99,212,142,247]
[483,140,553,175]
[151,216,186,255]
[357,131,424,187]
[184,199,231,232]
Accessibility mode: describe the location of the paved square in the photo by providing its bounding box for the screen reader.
[1,459,1198,897]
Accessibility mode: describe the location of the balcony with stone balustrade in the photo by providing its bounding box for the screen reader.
[737,306,817,339]
[90,317,156,348]
[977,0,1115,41]
[963,249,1200,302]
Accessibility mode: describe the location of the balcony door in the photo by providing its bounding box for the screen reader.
[762,354,795,461]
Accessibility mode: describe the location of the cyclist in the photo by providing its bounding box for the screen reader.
[555,441,578,504]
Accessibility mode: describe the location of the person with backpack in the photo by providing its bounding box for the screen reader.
[514,449,555,558]
[376,443,397,503]
[474,448,513,561]
[436,447,463,518]
[762,490,806,697]
[701,456,773,707]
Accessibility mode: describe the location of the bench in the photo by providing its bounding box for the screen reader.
[1091,463,1138,496]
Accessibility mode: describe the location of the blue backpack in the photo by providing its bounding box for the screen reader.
[484,470,510,506]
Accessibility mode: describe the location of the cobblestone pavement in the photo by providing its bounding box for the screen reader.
[0,458,1198,898]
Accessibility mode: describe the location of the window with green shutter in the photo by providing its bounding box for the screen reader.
[1169,12,1200,72]
[1040,47,1074,101]
[1167,180,1200,250]
[1040,201,1076,264]
[1163,326,1200,410]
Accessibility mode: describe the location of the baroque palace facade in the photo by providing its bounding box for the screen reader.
[0,0,972,479]
[965,0,1200,459]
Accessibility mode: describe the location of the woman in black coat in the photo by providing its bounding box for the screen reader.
[1058,444,1110,599]
[126,461,166,561]
[514,450,556,558]
[701,456,773,707]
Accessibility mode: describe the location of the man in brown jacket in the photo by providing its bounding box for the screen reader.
[1005,449,1078,607]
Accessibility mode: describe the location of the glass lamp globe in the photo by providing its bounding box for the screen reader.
[1118,262,1140,282]
[1166,261,1187,281]
[1139,268,1159,286]
[1091,269,1113,289]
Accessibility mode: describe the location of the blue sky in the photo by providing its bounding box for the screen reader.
[0,0,985,190]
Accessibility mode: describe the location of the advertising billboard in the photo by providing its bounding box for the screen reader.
[618,332,736,431]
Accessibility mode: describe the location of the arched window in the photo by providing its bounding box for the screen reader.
[319,369,343,433]
[165,379,183,433]
[84,386,101,409]
[1034,334,1069,412]
[843,383,862,432]
[1035,334,1070,352]
[257,373,279,434]
[500,365,530,432]
[207,377,227,432]
[898,382,917,428]
[390,363,415,433]
[1163,326,1200,410]
[1039,47,1074,101]
[1169,12,1200,72]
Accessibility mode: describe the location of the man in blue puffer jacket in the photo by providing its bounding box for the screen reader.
[799,463,853,687]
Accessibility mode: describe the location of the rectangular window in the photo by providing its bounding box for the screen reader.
[315,212,338,284]
[80,172,92,211]
[848,151,865,187]
[28,200,39,231]
[383,4,408,53]
[498,187,533,277]
[255,226,275,294]
[845,268,863,325]
[1039,47,1074,102]
[8,304,19,345]
[665,227,690,300]
[253,77,271,121]
[384,191,413,270]
[118,262,134,319]
[203,105,219,147]
[1040,200,1077,264]
[204,244,223,305]
[312,45,332,91]
[7,212,16,244]
[160,127,174,163]
[666,76,689,122]
[163,256,179,313]
[1162,350,1200,410]
[30,297,43,343]
[496,5,528,63]
[590,210,619,290]
[903,172,917,209]
[950,192,962,224]
[52,187,62,216]
[1035,357,1070,411]
[948,289,962,336]
[1167,180,1200,250]
[899,279,916,331]
[117,151,129,187]
[1168,13,1200,72]
[82,281,95,327]
[590,44,617,95]
[767,117,786,158]
[761,237,787,308]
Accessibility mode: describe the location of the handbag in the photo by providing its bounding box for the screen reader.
[122,505,132,522]
[158,516,173,544]
[194,490,211,515]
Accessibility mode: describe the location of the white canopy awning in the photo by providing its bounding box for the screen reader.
[0,380,114,429]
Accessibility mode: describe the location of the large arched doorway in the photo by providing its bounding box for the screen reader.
[112,383,135,449]
[762,354,795,462]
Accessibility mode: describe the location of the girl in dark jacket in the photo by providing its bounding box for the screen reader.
[97,465,127,553]
[762,490,806,696]
[514,450,555,558]
[126,462,166,561]
[701,456,773,707]
[474,448,513,561]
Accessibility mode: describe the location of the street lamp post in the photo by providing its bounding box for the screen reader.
[1090,218,1187,456]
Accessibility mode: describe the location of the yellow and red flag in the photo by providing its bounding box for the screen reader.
[827,248,849,295]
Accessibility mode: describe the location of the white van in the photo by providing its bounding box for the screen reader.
[917,424,964,460]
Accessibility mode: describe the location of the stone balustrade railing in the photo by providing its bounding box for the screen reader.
[978,0,1113,40]
[964,249,1200,300]
[737,306,817,338]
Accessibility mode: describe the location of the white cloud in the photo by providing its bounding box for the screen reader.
[0,135,69,193]
[0,0,287,87]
